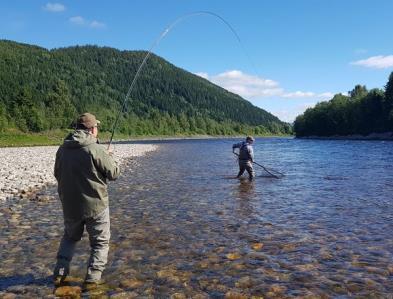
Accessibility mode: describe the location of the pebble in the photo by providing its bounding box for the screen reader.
[170,293,187,299]
[226,253,241,260]
[388,264,393,275]
[235,276,253,289]
[119,278,144,289]
[110,291,139,298]
[224,291,248,299]
[251,242,264,251]
[54,286,82,297]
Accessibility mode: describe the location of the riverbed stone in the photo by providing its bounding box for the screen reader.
[170,292,187,299]
[110,291,139,298]
[1,293,17,299]
[235,276,254,289]
[54,286,82,297]
[226,253,241,260]
[251,242,264,251]
[119,278,144,289]
[224,291,248,299]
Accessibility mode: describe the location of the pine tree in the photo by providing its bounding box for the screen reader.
[384,72,393,130]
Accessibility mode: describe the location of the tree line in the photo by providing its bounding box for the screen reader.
[293,72,393,137]
[0,40,291,136]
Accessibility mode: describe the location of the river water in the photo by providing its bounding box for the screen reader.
[1,138,393,298]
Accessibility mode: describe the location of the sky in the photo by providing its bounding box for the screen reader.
[1,1,393,122]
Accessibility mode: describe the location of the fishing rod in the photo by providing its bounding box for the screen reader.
[233,152,284,179]
[108,11,253,148]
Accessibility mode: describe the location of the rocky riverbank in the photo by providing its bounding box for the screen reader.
[0,143,158,201]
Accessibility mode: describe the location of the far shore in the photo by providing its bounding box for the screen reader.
[297,131,393,141]
[0,130,293,148]
[112,134,293,143]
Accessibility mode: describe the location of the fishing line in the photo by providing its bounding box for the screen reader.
[108,11,258,147]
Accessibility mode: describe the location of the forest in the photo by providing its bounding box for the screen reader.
[0,40,291,136]
[293,73,393,137]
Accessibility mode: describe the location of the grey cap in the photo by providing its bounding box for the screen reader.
[76,113,101,129]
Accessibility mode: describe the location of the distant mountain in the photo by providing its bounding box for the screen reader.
[0,40,290,135]
[293,73,393,137]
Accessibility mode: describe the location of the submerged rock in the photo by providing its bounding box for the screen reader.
[235,276,254,289]
[54,286,82,297]
[119,278,144,289]
[109,291,139,298]
[251,243,264,251]
[224,291,248,299]
[226,253,241,260]
[170,292,187,299]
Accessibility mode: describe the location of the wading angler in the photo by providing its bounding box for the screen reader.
[232,136,255,181]
[53,113,120,288]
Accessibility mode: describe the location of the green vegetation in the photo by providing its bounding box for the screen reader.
[0,129,67,147]
[0,40,291,144]
[0,129,136,147]
[294,72,393,137]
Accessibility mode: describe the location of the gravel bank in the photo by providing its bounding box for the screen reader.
[0,143,157,201]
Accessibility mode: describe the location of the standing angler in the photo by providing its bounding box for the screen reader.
[53,113,120,288]
[232,136,255,180]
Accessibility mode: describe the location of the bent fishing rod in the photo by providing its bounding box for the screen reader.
[233,152,284,179]
[107,11,254,149]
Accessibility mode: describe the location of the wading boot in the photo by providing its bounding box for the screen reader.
[82,279,105,292]
[53,267,69,287]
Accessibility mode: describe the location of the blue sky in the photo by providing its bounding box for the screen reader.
[1,1,393,122]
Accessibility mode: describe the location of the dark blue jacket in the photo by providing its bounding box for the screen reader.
[232,141,254,161]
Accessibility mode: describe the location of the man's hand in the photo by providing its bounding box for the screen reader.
[107,144,114,156]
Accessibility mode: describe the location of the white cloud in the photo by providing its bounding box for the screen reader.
[195,72,209,79]
[282,91,315,98]
[69,16,106,29]
[90,20,106,29]
[351,55,393,69]
[196,70,334,101]
[318,92,335,98]
[43,2,65,12]
[207,70,283,98]
[282,91,334,99]
[271,102,318,123]
[69,16,85,25]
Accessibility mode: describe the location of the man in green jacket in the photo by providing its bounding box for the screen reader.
[53,113,120,287]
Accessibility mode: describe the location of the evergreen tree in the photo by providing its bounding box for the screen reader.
[384,72,393,129]
[350,85,368,99]
[46,80,77,129]
[0,102,8,132]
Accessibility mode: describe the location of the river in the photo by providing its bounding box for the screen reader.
[1,138,392,297]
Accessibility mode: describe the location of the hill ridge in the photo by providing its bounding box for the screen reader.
[0,40,290,136]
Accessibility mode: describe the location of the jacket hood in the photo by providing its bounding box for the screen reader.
[63,130,98,148]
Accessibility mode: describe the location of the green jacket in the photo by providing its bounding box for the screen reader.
[54,130,120,219]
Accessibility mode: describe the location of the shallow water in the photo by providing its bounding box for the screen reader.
[1,138,393,297]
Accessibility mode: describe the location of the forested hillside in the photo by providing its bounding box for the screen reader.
[293,73,393,137]
[0,40,290,136]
